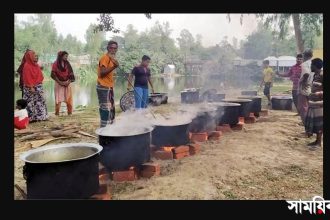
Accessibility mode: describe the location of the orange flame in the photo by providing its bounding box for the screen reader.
[162,146,175,152]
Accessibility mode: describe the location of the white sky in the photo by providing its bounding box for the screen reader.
[15,13,258,47]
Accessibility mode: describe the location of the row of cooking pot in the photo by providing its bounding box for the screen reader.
[19,96,262,199]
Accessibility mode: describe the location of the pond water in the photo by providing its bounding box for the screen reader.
[14,75,204,112]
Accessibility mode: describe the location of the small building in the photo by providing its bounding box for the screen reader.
[164,64,175,74]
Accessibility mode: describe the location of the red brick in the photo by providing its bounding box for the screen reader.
[260,109,268,116]
[231,122,244,131]
[154,150,173,160]
[216,124,232,133]
[90,193,112,200]
[111,169,138,182]
[244,115,256,124]
[174,151,190,159]
[140,169,160,178]
[188,143,201,151]
[141,162,160,172]
[190,132,208,142]
[173,145,190,154]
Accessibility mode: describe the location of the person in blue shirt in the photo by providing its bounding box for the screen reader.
[128,55,155,109]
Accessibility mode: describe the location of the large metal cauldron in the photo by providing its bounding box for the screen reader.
[237,95,262,113]
[20,143,103,199]
[212,93,226,102]
[271,96,293,110]
[222,98,253,117]
[214,102,241,125]
[181,89,200,103]
[151,120,191,147]
[189,106,217,133]
[241,90,258,96]
[96,127,153,172]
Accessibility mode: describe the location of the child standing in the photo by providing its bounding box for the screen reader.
[259,60,274,106]
[14,99,29,130]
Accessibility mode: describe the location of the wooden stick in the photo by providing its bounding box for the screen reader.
[77,131,97,138]
[14,184,27,199]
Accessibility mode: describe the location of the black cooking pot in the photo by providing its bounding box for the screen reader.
[271,96,293,110]
[20,143,103,199]
[181,89,199,103]
[237,95,262,113]
[241,90,258,96]
[149,93,168,105]
[96,127,153,172]
[189,106,217,133]
[214,102,241,125]
[222,98,253,117]
[200,89,217,102]
[212,93,226,102]
[151,120,191,147]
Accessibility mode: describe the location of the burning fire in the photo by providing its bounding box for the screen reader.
[162,146,175,152]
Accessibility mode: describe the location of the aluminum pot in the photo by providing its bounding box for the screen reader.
[20,143,103,199]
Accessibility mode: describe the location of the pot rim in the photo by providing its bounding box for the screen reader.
[152,119,192,126]
[222,98,253,103]
[95,127,154,137]
[271,96,293,99]
[20,142,103,164]
[237,95,262,99]
[214,102,241,107]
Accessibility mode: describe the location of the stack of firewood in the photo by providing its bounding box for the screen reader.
[14,124,97,152]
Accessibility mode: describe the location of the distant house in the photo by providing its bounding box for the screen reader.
[164,64,175,74]
[263,56,297,72]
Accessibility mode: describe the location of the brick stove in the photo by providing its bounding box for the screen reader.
[151,143,202,160]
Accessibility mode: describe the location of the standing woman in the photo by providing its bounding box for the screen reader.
[22,50,48,122]
[17,49,31,98]
[51,51,75,116]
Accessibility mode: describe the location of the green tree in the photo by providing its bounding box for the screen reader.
[228,13,323,53]
[85,24,106,64]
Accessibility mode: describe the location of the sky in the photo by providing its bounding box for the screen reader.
[15,13,258,47]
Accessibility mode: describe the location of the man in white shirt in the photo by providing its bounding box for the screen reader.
[297,49,313,126]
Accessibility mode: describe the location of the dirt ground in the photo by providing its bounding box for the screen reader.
[14,104,323,200]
